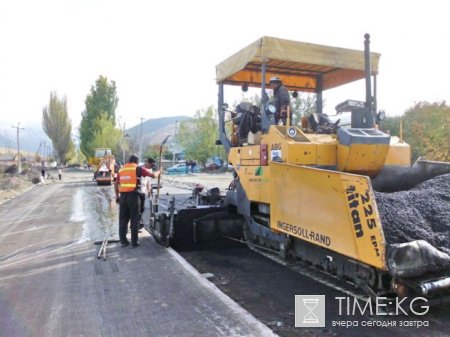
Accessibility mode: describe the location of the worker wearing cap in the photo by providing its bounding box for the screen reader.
[143,157,157,196]
[269,77,291,125]
[138,157,157,229]
[115,154,161,247]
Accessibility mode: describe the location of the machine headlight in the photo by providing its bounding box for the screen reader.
[377,110,386,122]
[266,104,276,114]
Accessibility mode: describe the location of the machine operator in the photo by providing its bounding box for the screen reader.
[269,77,291,125]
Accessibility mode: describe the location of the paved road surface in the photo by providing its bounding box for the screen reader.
[1,170,449,337]
[0,170,275,337]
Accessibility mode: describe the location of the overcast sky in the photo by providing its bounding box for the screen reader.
[0,0,449,130]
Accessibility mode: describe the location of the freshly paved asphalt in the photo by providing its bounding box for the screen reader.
[0,170,275,337]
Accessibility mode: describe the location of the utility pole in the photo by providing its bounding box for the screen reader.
[11,123,25,174]
[138,117,145,162]
[43,140,46,167]
[117,116,129,164]
[172,120,178,166]
[36,141,42,166]
[122,121,127,164]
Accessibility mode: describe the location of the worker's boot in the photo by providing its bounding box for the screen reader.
[131,227,139,247]
[138,213,144,231]
[119,225,128,246]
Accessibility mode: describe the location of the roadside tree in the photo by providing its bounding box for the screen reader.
[42,92,74,164]
[89,113,123,155]
[79,75,119,157]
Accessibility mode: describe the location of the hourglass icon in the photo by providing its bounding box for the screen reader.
[302,298,319,323]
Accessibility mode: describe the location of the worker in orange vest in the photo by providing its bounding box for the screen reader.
[114,154,161,247]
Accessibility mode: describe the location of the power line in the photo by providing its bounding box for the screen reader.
[11,123,25,174]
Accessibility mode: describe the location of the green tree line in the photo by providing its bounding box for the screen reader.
[177,106,224,166]
[382,101,450,161]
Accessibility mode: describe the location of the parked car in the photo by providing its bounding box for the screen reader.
[205,162,221,170]
[166,163,200,174]
[205,157,223,171]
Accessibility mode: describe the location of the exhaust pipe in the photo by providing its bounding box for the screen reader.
[364,33,372,111]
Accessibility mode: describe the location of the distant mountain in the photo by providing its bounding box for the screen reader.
[0,133,12,148]
[0,115,191,156]
[126,115,191,146]
[0,122,51,154]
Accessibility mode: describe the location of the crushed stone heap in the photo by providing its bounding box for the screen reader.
[375,173,450,255]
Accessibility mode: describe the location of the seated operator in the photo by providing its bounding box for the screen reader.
[269,77,291,125]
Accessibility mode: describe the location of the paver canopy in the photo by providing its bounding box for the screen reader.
[216,36,380,92]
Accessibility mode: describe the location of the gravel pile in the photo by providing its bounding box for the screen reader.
[375,173,450,255]
[0,174,33,204]
[0,175,32,191]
